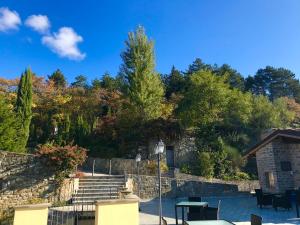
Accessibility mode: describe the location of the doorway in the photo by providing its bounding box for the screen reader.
[166,146,175,168]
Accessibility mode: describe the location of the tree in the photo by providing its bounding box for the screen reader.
[245,66,300,102]
[71,75,88,88]
[163,66,185,99]
[214,64,245,91]
[0,95,22,152]
[283,97,300,127]
[100,72,121,91]
[48,69,67,88]
[91,78,102,89]
[177,70,230,127]
[248,95,294,140]
[15,68,33,151]
[185,58,212,75]
[120,26,165,120]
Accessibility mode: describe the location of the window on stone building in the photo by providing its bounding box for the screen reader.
[281,161,292,171]
[265,172,275,189]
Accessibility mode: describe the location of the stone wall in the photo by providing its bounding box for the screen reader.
[256,137,300,193]
[126,174,259,199]
[0,150,75,213]
[82,157,165,176]
[253,141,277,192]
[272,138,294,192]
[148,135,197,168]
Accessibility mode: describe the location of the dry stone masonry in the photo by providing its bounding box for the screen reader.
[127,174,259,199]
[0,150,74,213]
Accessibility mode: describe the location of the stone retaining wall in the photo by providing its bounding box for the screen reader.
[82,157,155,175]
[127,174,259,199]
[0,150,75,213]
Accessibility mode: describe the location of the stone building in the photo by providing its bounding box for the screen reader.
[245,129,300,193]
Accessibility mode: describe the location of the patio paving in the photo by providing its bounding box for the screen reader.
[139,196,300,225]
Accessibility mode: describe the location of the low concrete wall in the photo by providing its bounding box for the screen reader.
[95,199,139,225]
[127,174,259,199]
[13,204,50,225]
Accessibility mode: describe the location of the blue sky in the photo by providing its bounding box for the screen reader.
[1,0,300,82]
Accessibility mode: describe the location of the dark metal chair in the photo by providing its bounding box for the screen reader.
[272,194,292,210]
[187,196,205,221]
[188,196,202,202]
[255,189,273,208]
[205,200,221,220]
[251,214,262,225]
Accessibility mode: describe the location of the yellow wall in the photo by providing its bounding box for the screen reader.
[95,199,139,225]
[13,204,50,225]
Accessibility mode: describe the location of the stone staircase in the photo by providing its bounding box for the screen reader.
[72,175,126,204]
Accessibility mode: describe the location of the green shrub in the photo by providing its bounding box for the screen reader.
[193,152,214,178]
[0,209,14,225]
[146,160,168,175]
[222,172,251,181]
[180,164,192,174]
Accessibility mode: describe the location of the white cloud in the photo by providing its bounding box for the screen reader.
[42,27,86,60]
[25,15,50,34]
[0,7,21,32]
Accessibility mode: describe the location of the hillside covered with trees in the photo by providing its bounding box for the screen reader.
[1,26,300,179]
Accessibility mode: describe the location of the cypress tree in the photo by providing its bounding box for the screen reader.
[15,68,33,151]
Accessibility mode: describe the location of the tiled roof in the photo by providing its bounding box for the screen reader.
[243,129,300,158]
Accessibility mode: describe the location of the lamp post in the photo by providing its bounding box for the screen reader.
[155,140,165,225]
[135,153,141,198]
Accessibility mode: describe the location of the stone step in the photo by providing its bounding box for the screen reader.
[76,191,119,195]
[79,184,124,188]
[72,175,125,204]
[79,180,124,184]
[72,197,119,204]
[72,196,119,203]
[74,192,118,197]
[80,175,125,180]
[77,188,120,192]
[79,179,124,182]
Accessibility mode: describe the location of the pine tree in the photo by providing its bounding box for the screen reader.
[71,75,88,88]
[48,69,67,88]
[15,68,33,151]
[164,66,185,98]
[120,26,165,120]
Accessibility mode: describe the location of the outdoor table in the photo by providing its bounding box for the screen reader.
[185,220,235,225]
[175,201,208,225]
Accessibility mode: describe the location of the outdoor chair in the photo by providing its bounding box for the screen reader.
[255,189,273,208]
[187,196,205,221]
[272,194,292,210]
[162,217,168,225]
[285,189,295,203]
[204,200,221,220]
[188,196,203,213]
[251,214,262,225]
[188,196,202,202]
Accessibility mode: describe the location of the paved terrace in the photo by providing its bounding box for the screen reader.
[139,196,300,225]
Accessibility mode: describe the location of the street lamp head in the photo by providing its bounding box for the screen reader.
[135,153,142,162]
[155,139,165,154]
